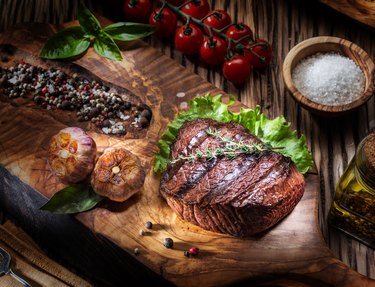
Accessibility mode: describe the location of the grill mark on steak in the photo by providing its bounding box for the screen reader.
[175,157,218,197]
[162,119,263,201]
[232,155,292,207]
[184,155,259,205]
[209,152,283,205]
[170,119,211,159]
[159,119,305,237]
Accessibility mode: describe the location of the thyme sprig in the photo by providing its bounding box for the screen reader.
[171,128,267,164]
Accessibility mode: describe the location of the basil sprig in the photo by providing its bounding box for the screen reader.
[40,3,156,61]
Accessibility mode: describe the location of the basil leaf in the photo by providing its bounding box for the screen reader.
[103,22,157,41]
[78,3,101,36]
[39,26,90,59]
[93,31,122,61]
[40,184,104,214]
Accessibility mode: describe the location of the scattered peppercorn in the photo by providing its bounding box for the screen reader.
[140,109,152,121]
[189,247,199,256]
[144,221,153,229]
[184,251,190,257]
[139,229,145,236]
[134,248,140,255]
[163,238,174,249]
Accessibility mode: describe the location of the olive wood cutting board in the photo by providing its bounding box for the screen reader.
[0,21,373,287]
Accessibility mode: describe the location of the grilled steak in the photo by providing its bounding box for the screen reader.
[160,118,305,237]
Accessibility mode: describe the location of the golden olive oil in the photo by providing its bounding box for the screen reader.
[328,132,375,248]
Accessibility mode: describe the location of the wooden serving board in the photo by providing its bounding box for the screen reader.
[0,22,373,287]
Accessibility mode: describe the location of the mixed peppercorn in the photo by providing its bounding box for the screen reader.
[0,63,152,135]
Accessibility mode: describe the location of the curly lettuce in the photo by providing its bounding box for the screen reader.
[153,94,313,174]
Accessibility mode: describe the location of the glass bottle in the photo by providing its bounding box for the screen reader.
[328,131,375,248]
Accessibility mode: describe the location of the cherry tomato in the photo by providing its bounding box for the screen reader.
[199,36,227,66]
[149,7,178,39]
[223,55,251,84]
[123,0,152,23]
[244,39,272,69]
[225,23,253,48]
[181,0,210,20]
[175,23,204,55]
[203,10,232,35]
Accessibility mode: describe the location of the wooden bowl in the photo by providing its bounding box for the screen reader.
[283,36,375,116]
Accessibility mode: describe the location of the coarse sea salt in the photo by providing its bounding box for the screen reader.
[292,52,365,105]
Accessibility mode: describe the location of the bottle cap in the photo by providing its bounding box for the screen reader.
[363,132,375,172]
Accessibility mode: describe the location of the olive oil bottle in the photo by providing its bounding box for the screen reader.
[328,132,375,248]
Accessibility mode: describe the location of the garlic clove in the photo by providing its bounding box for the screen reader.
[91,147,145,202]
[48,127,97,183]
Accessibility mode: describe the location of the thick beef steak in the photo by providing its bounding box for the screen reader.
[160,118,305,237]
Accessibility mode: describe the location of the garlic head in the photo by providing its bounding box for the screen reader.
[48,127,97,183]
[91,147,145,202]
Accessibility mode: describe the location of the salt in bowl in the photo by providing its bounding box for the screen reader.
[283,36,374,116]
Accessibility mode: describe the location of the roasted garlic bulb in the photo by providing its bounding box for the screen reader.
[91,147,145,202]
[48,127,97,183]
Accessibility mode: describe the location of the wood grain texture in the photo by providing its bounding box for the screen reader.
[0,0,374,285]
[283,36,375,116]
[0,19,374,287]
[0,166,173,287]
[0,23,362,287]
[319,0,375,29]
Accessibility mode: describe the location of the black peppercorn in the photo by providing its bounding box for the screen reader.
[144,221,153,229]
[61,100,71,110]
[88,107,100,118]
[101,119,111,128]
[163,238,173,249]
[123,101,131,110]
[140,109,152,121]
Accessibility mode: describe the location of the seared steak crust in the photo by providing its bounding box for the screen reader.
[160,119,305,237]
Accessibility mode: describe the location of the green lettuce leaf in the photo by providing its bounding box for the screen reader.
[153,94,313,174]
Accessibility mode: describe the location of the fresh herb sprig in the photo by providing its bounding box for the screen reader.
[40,3,156,61]
[172,128,267,163]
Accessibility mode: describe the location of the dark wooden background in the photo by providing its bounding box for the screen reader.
[0,0,374,284]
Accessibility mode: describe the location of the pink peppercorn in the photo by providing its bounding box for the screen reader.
[189,247,199,256]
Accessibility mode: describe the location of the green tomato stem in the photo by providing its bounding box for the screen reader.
[129,0,138,8]
[161,0,254,46]
[154,2,167,22]
[160,0,265,61]
[244,46,266,63]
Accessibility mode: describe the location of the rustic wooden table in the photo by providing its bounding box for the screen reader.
[0,0,374,285]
